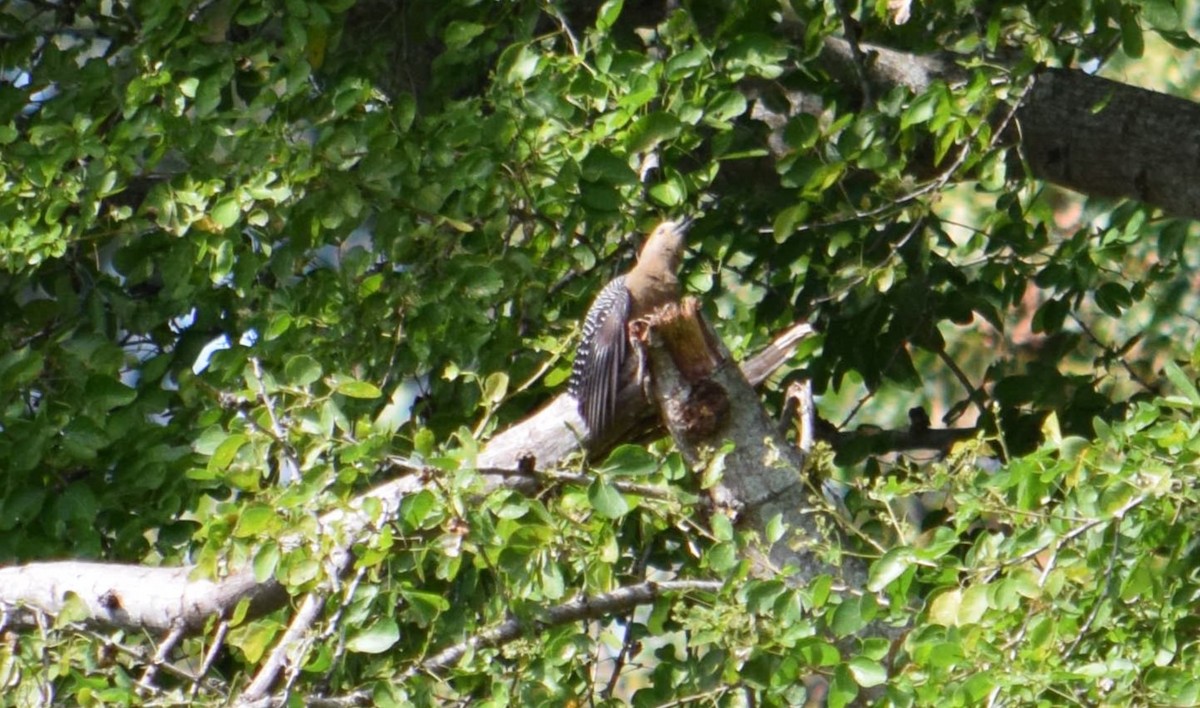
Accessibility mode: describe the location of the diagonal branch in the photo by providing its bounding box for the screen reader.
[399,579,723,681]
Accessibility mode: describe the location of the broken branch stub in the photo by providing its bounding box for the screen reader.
[639,298,869,591]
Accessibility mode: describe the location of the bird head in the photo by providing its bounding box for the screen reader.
[638,218,692,273]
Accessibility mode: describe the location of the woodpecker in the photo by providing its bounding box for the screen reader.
[569,219,692,441]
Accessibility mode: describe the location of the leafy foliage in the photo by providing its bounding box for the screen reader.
[3,0,1200,705]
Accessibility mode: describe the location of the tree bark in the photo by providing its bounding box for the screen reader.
[640,300,868,590]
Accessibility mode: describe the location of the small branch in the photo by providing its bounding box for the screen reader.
[784,380,817,454]
[541,0,579,56]
[1071,314,1156,393]
[601,544,654,700]
[239,592,326,704]
[250,357,301,484]
[656,686,735,707]
[982,494,1146,579]
[936,348,988,422]
[138,623,186,692]
[77,627,205,688]
[833,0,873,106]
[192,620,230,700]
[1063,520,1122,658]
[399,580,722,680]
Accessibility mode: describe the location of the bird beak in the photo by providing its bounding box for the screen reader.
[675,216,695,233]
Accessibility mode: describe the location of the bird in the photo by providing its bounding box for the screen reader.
[568,218,692,443]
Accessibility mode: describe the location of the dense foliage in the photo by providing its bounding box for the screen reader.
[3,0,1200,705]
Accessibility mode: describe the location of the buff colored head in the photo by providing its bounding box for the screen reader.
[637,218,692,274]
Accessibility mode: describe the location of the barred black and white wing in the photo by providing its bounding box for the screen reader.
[568,275,632,440]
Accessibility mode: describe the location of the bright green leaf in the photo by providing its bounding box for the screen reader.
[346,619,400,654]
[588,478,630,519]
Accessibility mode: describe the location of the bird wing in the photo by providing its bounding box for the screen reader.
[569,276,631,441]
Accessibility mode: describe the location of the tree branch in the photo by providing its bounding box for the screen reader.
[399,579,722,680]
[818,34,1200,218]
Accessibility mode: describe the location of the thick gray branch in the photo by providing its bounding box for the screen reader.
[0,323,811,637]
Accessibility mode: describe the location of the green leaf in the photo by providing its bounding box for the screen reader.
[1142,0,1180,31]
[830,596,866,637]
[231,623,279,664]
[56,592,92,627]
[400,587,450,625]
[724,33,786,79]
[665,47,707,80]
[710,512,734,542]
[596,0,623,29]
[482,372,508,404]
[54,484,98,525]
[706,541,738,573]
[210,197,240,228]
[0,489,46,530]
[958,584,989,625]
[588,478,629,519]
[499,44,539,84]
[414,428,436,458]
[1120,5,1144,58]
[597,444,658,476]
[580,148,637,185]
[444,21,485,50]
[210,433,248,469]
[745,580,787,614]
[85,375,137,410]
[401,490,442,529]
[0,347,44,387]
[901,89,940,130]
[828,662,858,708]
[773,203,809,242]
[346,618,400,654]
[927,588,961,626]
[234,503,277,537]
[627,112,681,154]
[1094,282,1132,317]
[649,179,684,207]
[1164,360,1200,408]
[765,513,786,544]
[285,354,322,386]
[334,377,382,399]
[253,542,280,582]
[706,90,747,124]
[867,547,913,592]
[847,657,887,688]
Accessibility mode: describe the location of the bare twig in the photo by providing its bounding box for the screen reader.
[250,357,301,484]
[1063,520,1122,658]
[191,620,230,700]
[600,545,655,700]
[833,0,873,106]
[138,623,186,692]
[78,627,205,688]
[399,580,723,680]
[238,592,326,704]
[1070,314,1156,392]
[935,347,988,422]
[982,495,1146,580]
